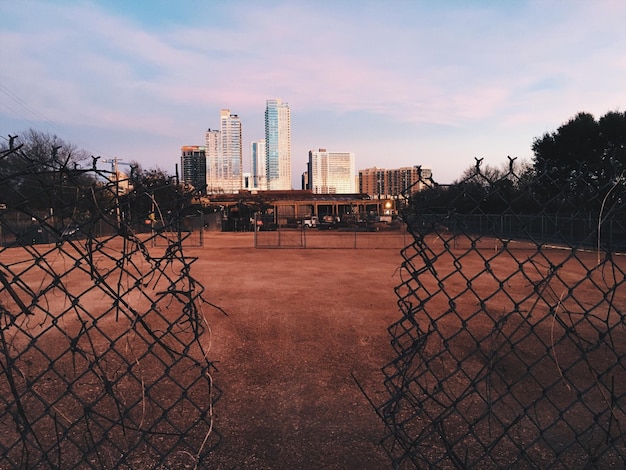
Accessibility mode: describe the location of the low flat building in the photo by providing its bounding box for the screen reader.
[202,190,396,230]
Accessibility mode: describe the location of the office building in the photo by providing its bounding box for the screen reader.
[308,149,356,194]
[180,146,206,194]
[219,109,243,193]
[359,166,432,198]
[265,99,291,190]
[250,139,267,190]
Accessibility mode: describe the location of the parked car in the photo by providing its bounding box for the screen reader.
[318,215,340,229]
[303,216,319,228]
[61,225,80,239]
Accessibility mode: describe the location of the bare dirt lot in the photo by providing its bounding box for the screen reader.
[2,230,625,469]
[195,233,401,469]
[0,231,401,469]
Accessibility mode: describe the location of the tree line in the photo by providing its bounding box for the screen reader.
[0,130,191,236]
[411,110,626,215]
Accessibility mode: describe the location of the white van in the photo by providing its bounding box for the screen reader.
[303,216,319,228]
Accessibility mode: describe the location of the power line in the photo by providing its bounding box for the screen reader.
[0,82,115,159]
[0,84,65,133]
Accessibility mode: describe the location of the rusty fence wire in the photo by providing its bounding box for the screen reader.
[376,159,626,468]
[0,138,220,468]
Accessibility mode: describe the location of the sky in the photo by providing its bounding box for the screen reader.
[1,0,625,187]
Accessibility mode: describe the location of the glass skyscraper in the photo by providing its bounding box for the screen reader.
[264,99,291,190]
[250,139,266,190]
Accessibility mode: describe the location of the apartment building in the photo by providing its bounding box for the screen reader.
[359,166,432,198]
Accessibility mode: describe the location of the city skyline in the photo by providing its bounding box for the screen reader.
[193,101,436,195]
[1,1,625,188]
[184,107,432,196]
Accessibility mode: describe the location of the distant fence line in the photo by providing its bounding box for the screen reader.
[254,225,409,249]
[409,212,626,252]
[0,209,208,248]
[252,211,626,252]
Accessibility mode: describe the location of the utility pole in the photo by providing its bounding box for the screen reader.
[101,157,127,228]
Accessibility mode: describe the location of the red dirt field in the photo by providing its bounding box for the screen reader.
[195,233,400,468]
[0,231,401,468]
[197,232,626,468]
[2,231,625,468]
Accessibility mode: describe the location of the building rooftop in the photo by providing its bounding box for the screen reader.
[207,190,372,204]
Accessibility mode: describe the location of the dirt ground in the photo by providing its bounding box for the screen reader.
[0,231,401,469]
[194,232,626,469]
[194,233,401,469]
[3,230,624,468]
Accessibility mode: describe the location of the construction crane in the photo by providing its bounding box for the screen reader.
[101,157,132,176]
[101,158,134,190]
[100,158,135,231]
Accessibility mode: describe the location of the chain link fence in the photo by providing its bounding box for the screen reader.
[0,137,220,468]
[376,159,626,468]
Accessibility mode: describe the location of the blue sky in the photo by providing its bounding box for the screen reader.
[1,0,624,186]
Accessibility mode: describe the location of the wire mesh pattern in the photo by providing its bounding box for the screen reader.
[0,138,220,468]
[377,160,626,468]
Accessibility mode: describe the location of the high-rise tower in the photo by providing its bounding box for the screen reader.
[204,110,242,194]
[205,129,220,193]
[250,139,266,190]
[264,99,291,190]
[220,109,242,193]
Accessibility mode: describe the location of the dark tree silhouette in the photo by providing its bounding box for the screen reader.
[0,129,93,214]
[532,111,626,189]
